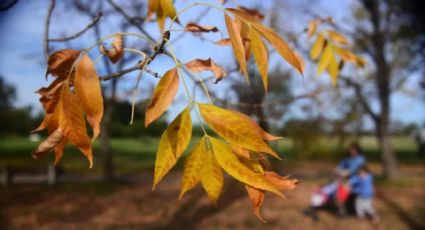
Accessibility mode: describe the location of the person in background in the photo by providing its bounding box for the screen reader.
[336,143,366,178]
[347,165,379,222]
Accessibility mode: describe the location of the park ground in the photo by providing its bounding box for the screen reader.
[1,136,424,229]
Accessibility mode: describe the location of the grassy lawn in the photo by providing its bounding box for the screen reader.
[0,135,422,175]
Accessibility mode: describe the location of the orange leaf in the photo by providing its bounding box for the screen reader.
[184,58,227,83]
[145,68,179,127]
[58,85,93,168]
[327,30,349,45]
[245,185,266,222]
[199,104,281,159]
[231,145,250,159]
[184,22,219,33]
[32,129,64,160]
[237,6,264,21]
[224,13,248,81]
[307,20,319,38]
[264,171,299,191]
[46,49,80,79]
[74,54,104,140]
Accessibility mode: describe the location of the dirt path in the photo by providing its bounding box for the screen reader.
[1,162,424,230]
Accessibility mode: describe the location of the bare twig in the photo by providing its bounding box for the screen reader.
[343,77,379,123]
[49,12,103,42]
[0,0,17,11]
[44,0,56,60]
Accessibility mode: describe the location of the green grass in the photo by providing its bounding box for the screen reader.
[0,135,422,174]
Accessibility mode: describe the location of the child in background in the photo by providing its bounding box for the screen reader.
[347,165,379,222]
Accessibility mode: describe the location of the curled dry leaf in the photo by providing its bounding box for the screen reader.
[145,68,179,127]
[245,185,266,222]
[264,171,299,191]
[184,58,227,83]
[99,34,123,64]
[153,108,192,190]
[74,54,104,140]
[46,49,80,79]
[236,6,264,22]
[199,104,281,159]
[184,22,219,33]
[32,129,64,161]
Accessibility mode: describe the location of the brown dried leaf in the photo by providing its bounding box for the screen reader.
[237,6,264,21]
[184,58,227,83]
[46,49,80,79]
[184,22,219,33]
[32,129,64,160]
[99,34,124,64]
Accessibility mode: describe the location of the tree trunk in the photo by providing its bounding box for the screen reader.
[100,100,114,180]
[365,0,399,179]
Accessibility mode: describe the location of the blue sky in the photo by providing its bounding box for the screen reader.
[0,0,423,127]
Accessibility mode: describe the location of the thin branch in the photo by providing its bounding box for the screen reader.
[49,12,103,42]
[343,77,380,123]
[0,0,17,11]
[99,64,141,81]
[44,0,56,60]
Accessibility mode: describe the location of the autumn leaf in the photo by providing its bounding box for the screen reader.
[227,8,303,74]
[310,32,325,60]
[307,19,319,38]
[201,137,223,204]
[327,30,349,46]
[74,54,103,140]
[231,145,250,159]
[224,13,248,81]
[58,85,93,168]
[184,22,219,33]
[153,108,192,190]
[248,28,269,92]
[145,68,179,127]
[245,185,266,222]
[179,137,207,200]
[317,44,332,76]
[209,137,284,198]
[184,58,227,83]
[199,104,281,159]
[328,49,339,86]
[32,129,64,161]
[99,34,124,64]
[46,49,80,79]
[148,0,179,32]
[237,6,264,21]
[264,171,298,191]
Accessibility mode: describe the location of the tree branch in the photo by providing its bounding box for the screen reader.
[49,12,103,42]
[343,77,380,123]
[44,0,56,60]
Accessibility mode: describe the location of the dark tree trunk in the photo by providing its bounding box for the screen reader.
[365,0,398,179]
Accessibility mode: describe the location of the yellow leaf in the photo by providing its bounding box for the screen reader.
[58,85,93,168]
[209,137,284,198]
[328,49,339,86]
[224,13,248,81]
[249,28,269,92]
[327,30,349,45]
[199,104,281,159]
[153,108,192,190]
[75,54,104,140]
[145,68,179,127]
[148,0,178,32]
[245,185,266,222]
[201,137,223,204]
[310,32,325,60]
[317,44,332,76]
[179,137,207,200]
